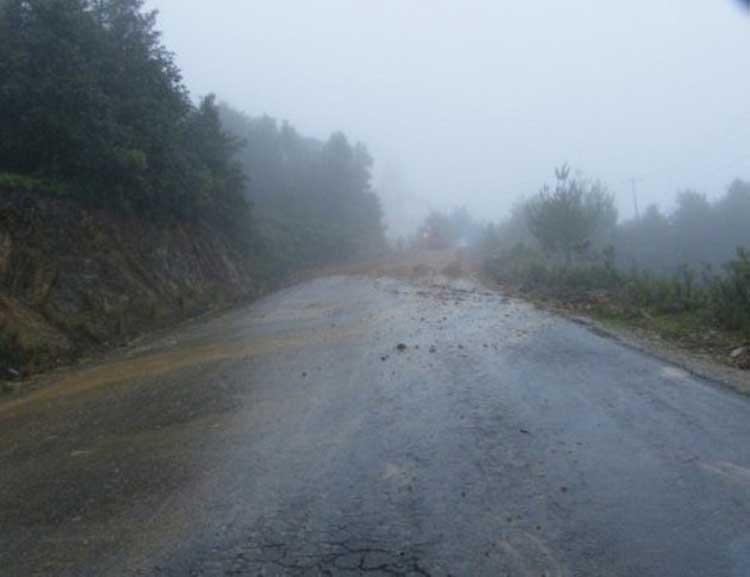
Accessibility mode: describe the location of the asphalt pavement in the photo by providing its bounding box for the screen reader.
[2,273,750,576]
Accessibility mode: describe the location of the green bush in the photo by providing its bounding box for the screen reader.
[484,243,621,294]
[710,248,750,335]
[622,266,704,314]
[0,173,65,195]
[485,241,750,337]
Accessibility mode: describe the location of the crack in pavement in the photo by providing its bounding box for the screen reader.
[155,535,434,576]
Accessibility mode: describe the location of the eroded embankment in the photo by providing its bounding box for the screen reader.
[0,189,265,376]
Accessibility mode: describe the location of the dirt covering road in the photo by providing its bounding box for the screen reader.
[2,269,750,576]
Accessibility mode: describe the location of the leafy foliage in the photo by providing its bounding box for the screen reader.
[483,169,750,339]
[0,0,247,224]
[1,0,388,292]
[485,242,750,336]
[525,165,617,263]
[217,104,386,277]
[616,180,750,272]
[710,248,750,333]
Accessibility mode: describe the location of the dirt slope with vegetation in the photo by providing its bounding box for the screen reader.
[0,0,386,380]
[0,185,266,376]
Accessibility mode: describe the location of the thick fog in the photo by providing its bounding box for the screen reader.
[147,0,750,236]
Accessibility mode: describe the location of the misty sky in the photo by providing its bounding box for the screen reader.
[147,0,750,236]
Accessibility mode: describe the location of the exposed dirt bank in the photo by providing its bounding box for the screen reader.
[0,189,265,377]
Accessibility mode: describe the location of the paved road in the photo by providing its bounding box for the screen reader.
[2,274,750,577]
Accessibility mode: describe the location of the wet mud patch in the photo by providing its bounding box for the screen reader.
[0,323,364,418]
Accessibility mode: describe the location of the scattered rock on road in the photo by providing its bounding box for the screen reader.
[730,347,745,359]
[2,367,20,380]
[729,346,750,370]
[396,343,408,352]
[1,368,22,394]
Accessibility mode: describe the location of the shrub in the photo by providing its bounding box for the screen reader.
[710,248,750,335]
[0,173,65,195]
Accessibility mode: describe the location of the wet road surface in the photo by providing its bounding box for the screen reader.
[2,274,750,576]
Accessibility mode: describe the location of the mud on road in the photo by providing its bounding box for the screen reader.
[2,270,750,576]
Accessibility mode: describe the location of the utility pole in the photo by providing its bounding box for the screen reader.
[627,177,643,221]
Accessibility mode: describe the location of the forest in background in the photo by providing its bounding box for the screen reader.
[217,105,386,279]
[0,0,386,271]
[1,0,747,374]
[478,167,750,357]
[484,171,750,273]
[0,0,386,373]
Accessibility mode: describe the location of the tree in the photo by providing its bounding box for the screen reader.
[615,204,674,271]
[715,179,750,263]
[0,0,194,210]
[670,190,713,266]
[217,103,386,273]
[525,165,617,264]
[177,95,247,221]
[0,0,111,179]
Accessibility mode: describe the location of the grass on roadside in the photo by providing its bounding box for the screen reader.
[483,243,750,370]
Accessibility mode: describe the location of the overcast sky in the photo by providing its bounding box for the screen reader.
[147,0,750,236]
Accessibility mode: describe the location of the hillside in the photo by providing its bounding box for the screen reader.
[0,1,386,379]
[0,184,267,376]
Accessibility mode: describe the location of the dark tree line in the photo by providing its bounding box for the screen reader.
[0,0,247,221]
[524,165,617,264]
[616,180,750,273]
[218,105,386,274]
[0,0,385,268]
[487,169,750,275]
[483,169,750,335]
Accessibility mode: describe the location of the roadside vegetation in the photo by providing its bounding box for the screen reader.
[1,1,746,379]
[480,166,750,369]
[0,0,385,376]
[0,0,384,263]
[217,105,387,281]
[0,0,247,227]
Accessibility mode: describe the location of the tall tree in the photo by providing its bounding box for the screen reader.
[217,103,386,272]
[525,165,617,264]
[0,0,200,212]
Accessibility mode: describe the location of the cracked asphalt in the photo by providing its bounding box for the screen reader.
[2,273,750,576]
